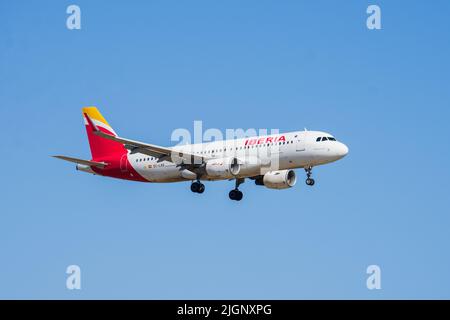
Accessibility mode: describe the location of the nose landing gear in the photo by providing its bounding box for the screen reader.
[229,178,244,201]
[305,166,315,186]
[191,180,205,194]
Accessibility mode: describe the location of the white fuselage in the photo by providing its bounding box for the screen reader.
[127,130,348,182]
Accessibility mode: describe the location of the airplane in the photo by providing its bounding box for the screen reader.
[54,107,349,201]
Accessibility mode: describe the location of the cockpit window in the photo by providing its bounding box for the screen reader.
[317,136,337,142]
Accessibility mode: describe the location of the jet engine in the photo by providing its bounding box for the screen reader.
[262,169,297,189]
[236,156,262,177]
[205,158,240,179]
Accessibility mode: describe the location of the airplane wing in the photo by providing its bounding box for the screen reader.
[84,113,205,165]
[53,155,108,168]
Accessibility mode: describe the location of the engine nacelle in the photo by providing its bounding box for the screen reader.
[263,170,297,189]
[236,156,262,177]
[205,158,240,179]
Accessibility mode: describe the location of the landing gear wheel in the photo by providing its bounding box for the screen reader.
[305,166,315,186]
[229,178,245,201]
[191,181,205,193]
[191,182,200,193]
[229,189,243,201]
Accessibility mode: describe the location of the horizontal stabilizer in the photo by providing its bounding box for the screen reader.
[52,155,108,168]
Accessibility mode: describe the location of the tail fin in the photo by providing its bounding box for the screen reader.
[82,107,126,160]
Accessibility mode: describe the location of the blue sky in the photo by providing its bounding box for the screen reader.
[1,0,450,299]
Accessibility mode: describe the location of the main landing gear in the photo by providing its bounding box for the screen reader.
[191,180,205,194]
[229,178,244,201]
[305,166,315,186]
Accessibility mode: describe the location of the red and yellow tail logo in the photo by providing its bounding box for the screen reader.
[82,107,117,136]
[82,107,124,159]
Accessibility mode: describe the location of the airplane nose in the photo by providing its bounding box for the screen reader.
[338,143,349,157]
